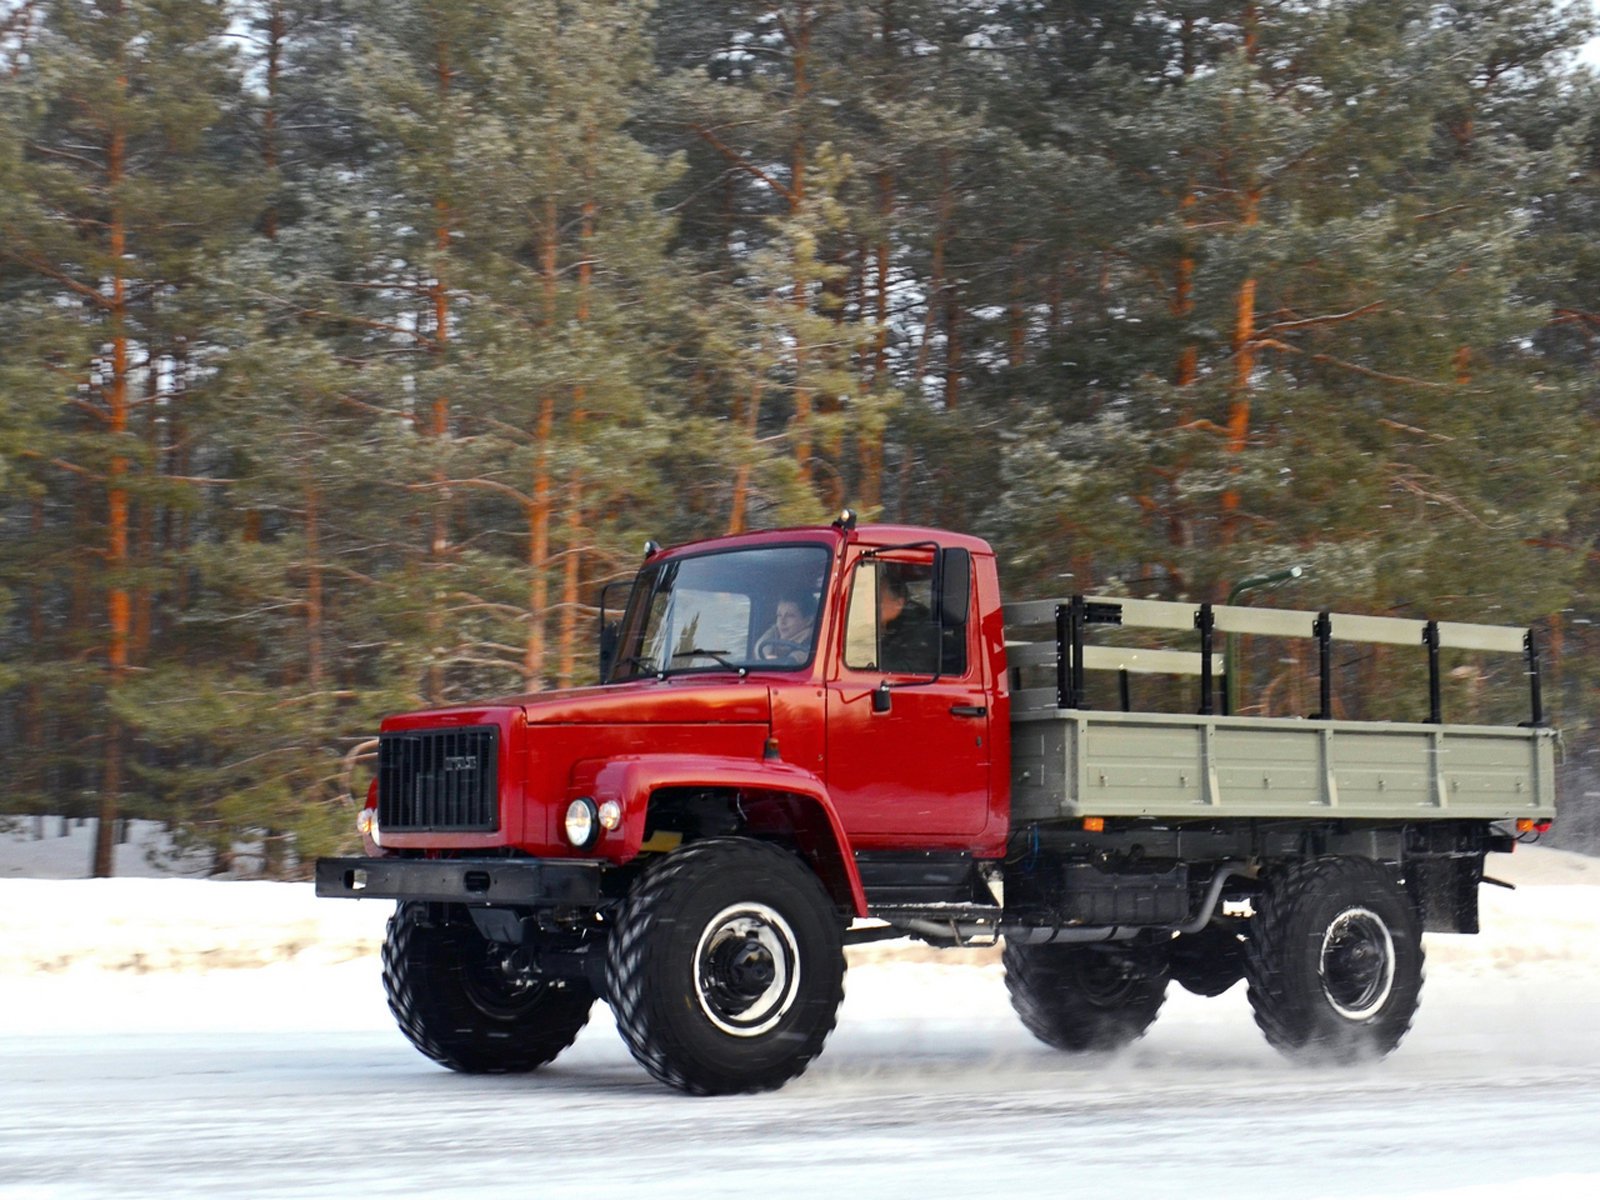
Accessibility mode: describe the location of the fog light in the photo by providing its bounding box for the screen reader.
[598,799,623,831]
[564,797,600,849]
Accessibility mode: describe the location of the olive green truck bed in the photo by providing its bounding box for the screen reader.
[1003,595,1558,826]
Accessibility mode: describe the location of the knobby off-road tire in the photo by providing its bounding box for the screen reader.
[1169,924,1247,998]
[382,902,596,1074]
[605,838,846,1095]
[1243,856,1424,1064]
[1003,939,1170,1053]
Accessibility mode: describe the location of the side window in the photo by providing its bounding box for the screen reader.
[843,563,880,669]
[842,555,969,677]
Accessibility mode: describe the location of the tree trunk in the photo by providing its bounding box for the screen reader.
[305,469,324,689]
[726,375,765,535]
[788,3,814,492]
[132,349,157,663]
[915,149,953,383]
[174,433,191,614]
[424,33,453,703]
[525,196,560,692]
[1221,187,1260,544]
[855,169,894,516]
[24,499,46,801]
[557,188,596,689]
[944,281,963,410]
[1173,192,1199,387]
[262,1,284,240]
[1007,241,1027,370]
[94,113,130,880]
[1174,12,1200,390]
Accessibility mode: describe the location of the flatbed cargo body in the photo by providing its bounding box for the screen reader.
[1011,709,1557,823]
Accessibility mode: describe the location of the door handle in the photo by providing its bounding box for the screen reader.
[949,705,987,718]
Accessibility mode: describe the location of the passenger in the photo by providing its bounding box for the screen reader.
[878,570,937,674]
[754,596,815,664]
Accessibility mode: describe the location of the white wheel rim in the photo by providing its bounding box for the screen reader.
[692,902,802,1037]
[1319,906,1396,1020]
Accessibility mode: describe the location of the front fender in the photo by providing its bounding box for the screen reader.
[568,754,867,917]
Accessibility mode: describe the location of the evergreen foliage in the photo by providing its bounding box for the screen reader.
[1,0,1596,872]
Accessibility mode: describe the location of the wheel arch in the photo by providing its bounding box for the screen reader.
[573,754,867,916]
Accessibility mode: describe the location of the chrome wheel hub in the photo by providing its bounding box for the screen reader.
[1319,907,1396,1020]
[693,903,802,1037]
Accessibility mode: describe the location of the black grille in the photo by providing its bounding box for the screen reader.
[377,726,500,833]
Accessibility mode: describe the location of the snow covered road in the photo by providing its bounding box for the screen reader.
[4,849,1600,1199]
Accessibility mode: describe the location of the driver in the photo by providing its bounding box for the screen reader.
[754,596,815,664]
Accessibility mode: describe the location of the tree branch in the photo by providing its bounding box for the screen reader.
[692,124,796,205]
[1377,417,1454,442]
[2,248,112,309]
[405,477,535,508]
[1254,301,1385,339]
[1255,337,1449,389]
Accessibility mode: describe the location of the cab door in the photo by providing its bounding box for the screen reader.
[824,549,991,841]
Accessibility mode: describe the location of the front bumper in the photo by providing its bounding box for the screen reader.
[315,856,603,906]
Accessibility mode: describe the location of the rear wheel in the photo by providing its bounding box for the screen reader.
[382,902,595,1074]
[1003,939,1169,1053]
[606,838,846,1095]
[1243,857,1424,1064]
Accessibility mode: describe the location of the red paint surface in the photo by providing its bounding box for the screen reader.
[375,524,1014,914]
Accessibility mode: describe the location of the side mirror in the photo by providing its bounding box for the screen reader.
[936,547,971,627]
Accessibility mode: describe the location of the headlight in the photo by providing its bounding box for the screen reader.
[356,807,379,840]
[564,798,600,849]
[598,799,623,831]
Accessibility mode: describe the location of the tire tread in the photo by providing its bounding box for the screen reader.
[382,903,594,1074]
[1242,856,1424,1063]
[605,838,845,1095]
[1002,939,1169,1053]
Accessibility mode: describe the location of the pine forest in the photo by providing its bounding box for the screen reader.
[2,0,1599,875]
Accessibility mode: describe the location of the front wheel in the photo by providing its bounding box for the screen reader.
[1243,857,1424,1064]
[382,902,595,1074]
[605,838,846,1095]
[1003,939,1169,1053]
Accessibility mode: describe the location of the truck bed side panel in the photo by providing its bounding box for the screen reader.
[1010,710,1556,823]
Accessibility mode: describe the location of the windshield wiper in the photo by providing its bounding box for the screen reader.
[667,648,747,677]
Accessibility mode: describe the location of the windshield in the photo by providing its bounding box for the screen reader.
[611,544,831,679]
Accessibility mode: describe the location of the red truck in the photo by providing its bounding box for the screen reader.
[317,514,1557,1093]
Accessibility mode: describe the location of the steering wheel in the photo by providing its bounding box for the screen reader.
[757,639,808,662]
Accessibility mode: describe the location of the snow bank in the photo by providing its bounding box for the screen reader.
[0,817,262,879]
[0,877,389,976]
[1,843,1594,977]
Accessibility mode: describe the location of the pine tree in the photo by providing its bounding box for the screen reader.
[652,1,907,521]
[1,0,253,874]
[444,0,685,690]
